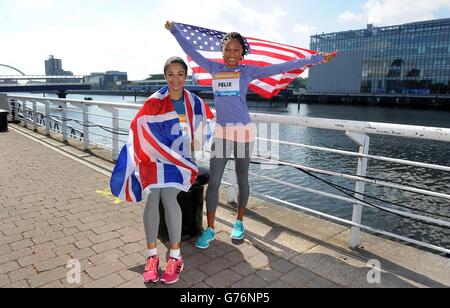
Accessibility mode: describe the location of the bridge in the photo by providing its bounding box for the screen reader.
[0,63,26,75]
[0,64,90,97]
[0,75,85,81]
[0,83,91,97]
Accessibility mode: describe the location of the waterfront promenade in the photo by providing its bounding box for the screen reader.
[0,124,449,288]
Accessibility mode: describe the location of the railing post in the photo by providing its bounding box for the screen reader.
[346,131,370,249]
[23,99,27,128]
[32,99,38,132]
[11,100,18,122]
[72,102,90,152]
[100,106,119,161]
[44,101,50,136]
[83,104,90,151]
[16,100,21,123]
[112,108,119,161]
[61,102,68,142]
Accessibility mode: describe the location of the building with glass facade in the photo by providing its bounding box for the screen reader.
[308,18,450,95]
[84,71,128,90]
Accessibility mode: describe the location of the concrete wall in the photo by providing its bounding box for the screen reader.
[308,50,363,94]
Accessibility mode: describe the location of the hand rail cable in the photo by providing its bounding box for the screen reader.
[199,149,450,223]
[20,106,450,200]
[22,108,130,136]
[217,179,450,256]
[256,137,450,173]
[247,158,450,229]
[255,156,450,200]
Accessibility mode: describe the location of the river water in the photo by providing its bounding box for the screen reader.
[15,93,450,252]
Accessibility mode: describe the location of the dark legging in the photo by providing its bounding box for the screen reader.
[206,139,254,212]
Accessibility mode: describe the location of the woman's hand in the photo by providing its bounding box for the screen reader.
[165,21,174,31]
[321,51,338,64]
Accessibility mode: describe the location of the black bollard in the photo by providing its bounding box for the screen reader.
[158,167,210,242]
[0,109,9,132]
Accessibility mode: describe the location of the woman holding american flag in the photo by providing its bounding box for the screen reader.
[166,21,335,250]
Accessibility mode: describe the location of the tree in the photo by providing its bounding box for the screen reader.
[289,77,308,89]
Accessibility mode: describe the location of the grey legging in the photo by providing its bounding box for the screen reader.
[206,139,254,212]
[144,188,182,244]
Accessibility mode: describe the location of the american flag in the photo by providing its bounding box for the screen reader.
[174,22,318,99]
[110,87,213,203]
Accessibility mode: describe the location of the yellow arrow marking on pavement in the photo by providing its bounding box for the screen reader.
[96,188,123,205]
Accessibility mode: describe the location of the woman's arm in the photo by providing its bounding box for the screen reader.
[249,52,336,80]
[166,21,217,74]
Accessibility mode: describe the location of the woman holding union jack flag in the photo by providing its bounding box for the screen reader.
[166,21,335,250]
[110,57,214,284]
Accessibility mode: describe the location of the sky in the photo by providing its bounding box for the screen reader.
[1,0,450,80]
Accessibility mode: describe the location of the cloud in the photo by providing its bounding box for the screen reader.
[152,0,289,77]
[157,0,287,41]
[3,26,156,80]
[337,10,366,24]
[290,24,318,78]
[1,0,290,80]
[338,0,450,26]
[292,24,316,35]
[291,24,317,48]
[15,0,55,9]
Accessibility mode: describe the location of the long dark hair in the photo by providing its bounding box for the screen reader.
[221,32,249,58]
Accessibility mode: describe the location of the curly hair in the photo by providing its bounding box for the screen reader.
[221,32,249,58]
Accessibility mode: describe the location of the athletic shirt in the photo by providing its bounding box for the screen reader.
[172,97,190,157]
[171,26,324,127]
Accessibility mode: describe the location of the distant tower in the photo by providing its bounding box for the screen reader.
[44,55,73,76]
[45,55,62,75]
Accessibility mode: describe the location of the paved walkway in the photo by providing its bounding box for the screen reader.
[1,125,449,288]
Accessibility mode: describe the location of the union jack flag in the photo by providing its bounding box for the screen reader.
[110,87,214,203]
[174,22,319,99]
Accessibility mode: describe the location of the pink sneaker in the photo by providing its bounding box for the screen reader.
[143,256,160,283]
[161,257,184,284]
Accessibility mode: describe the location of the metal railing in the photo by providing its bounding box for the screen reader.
[7,94,450,255]
[8,95,139,160]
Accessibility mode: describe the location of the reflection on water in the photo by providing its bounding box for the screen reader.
[20,93,450,251]
[237,101,450,251]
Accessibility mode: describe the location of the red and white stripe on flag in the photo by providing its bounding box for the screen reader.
[188,37,316,99]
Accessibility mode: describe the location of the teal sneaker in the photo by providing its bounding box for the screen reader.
[231,220,245,240]
[195,228,215,249]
